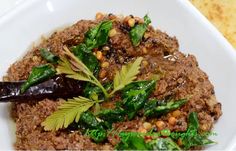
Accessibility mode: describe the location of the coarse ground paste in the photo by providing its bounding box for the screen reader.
[6,14,222,150]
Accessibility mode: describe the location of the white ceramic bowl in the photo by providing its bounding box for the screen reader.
[0,0,236,150]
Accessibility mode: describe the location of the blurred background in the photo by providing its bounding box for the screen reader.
[0,0,235,49]
[191,0,236,49]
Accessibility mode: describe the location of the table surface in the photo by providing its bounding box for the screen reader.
[0,0,235,49]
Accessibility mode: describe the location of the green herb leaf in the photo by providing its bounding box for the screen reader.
[20,64,56,93]
[72,44,100,75]
[86,129,107,143]
[41,96,95,131]
[181,112,216,149]
[57,57,92,83]
[181,133,216,149]
[97,107,125,124]
[130,14,151,46]
[160,129,171,137]
[122,80,156,119]
[71,20,112,74]
[144,99,158,116]
[84,82,113,100]
[144,14,151,25]
[170,112,216,149]
[79,112,109,143]
[147,137,182,150]
[116,132,148,150]
[188,112,199,130]
[72,20,112,55]
[40,48,59,64]
[72,43,89,57]
[110,57,143,96]
[82,53,100,76]
[144,99,187,117]
[79,111,103,130]
[57,47,108,98]
[85,20,113,50]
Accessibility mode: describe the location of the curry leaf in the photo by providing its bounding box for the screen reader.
[79,111,104,130]
[97,107,125,124]
[147,137,182,150]
[144,99,187,117]
[79,112,108,143]
[72,20,112,54]
[144,14,151,25]
[130,14,151,46]
[181,134,216,149]
[181,112,216,149]
[40,48,59,64]
[71,20,112,74]
[144,99,158,116]
[170,112,216,149]
[116,132,148,150]
[85,20,113,50]
[86,129,107,143]
[20,64,56,93]
[41,96,95,131]
[188,112,199,130]
[110,57,143,96]
[122,80,156,119]
[84,82,113,100]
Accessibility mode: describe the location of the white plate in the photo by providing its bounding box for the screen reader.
[0,0,236,150]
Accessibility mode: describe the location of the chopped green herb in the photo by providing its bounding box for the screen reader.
[40,48,59,64]
[85,20,112,50]
[84,82,113,100]
[144,99,158,116]
[122,80,156,119]
[72,43,88,57]
[130,14,151,46]
[144,14,151,25]
[144,99,187,117]
[20,64,56,93]
[147,137,182,150]
[71,20,112,75]
[97,107,125,124]
[171,112,216,149]
[188,111,199,130]
[72,20,112,56]
[79,111,103,130]
[116,132,148,150]
[160,129,171,137]
[86,129,107,143]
